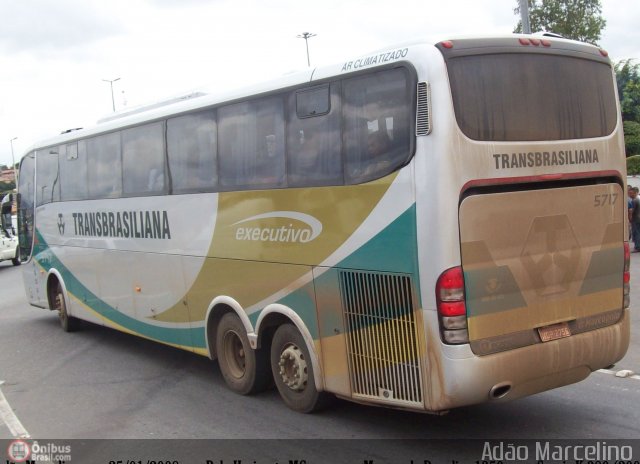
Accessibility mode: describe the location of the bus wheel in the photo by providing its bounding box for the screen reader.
[270,323,329,413]
[53,283,80,332]
[215,312,269,395]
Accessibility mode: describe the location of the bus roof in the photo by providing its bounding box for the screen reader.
[21,34,607,159]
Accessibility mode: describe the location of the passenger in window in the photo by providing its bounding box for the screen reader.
[265,134,276,158]
[368,130,392,158]
[298,133,320,167]
[356,130,393,180]
[147,168,164,192]
[252,134,284,187]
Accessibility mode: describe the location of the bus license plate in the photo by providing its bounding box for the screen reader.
[538,322,571,342]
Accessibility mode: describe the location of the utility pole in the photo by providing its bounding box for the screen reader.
[519,0,531,34]
[297,32,316,67]
[102,77,121,112]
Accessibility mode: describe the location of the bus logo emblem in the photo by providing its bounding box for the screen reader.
[521,215,580,296]
[486,277,501,294]
[57,214,65,235]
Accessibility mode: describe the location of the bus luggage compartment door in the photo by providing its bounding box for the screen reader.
[458,182,624,355]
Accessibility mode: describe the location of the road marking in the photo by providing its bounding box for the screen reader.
[597,369,640,380]
[0,380,31,438]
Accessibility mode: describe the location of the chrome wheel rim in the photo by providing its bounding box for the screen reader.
[278,344,308,391]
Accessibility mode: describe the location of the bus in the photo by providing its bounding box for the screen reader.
[17,35,630,414]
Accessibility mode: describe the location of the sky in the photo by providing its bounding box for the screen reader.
[1,0,639,169]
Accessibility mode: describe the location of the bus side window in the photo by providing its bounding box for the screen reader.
[87,132,122,199]
[287,84,342,187]
[122,122,165,196]
[219,96,285,190]
[35,148,60,206]
[167,110,217,194]
[60,142,88,201]
[343,68,411,184]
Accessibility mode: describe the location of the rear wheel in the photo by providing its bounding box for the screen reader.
[215,312,270,395]
[11,257,20,266]
[52,282,80,332]
[270,323,330,413]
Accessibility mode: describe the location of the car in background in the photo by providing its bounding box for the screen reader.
[1,192,19,266]
[0,227,19,266]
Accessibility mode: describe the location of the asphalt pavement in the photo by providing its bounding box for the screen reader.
[0,257,638,462]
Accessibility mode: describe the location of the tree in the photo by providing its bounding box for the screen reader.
[514,0,607,46]
[627,154,640,174]
[614,60,640,156]
[0,181,16,197]
[624,121,640,157]
[615,59,640,123]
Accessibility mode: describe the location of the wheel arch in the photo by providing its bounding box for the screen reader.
[46,269,69,313]
[204,296,256,360]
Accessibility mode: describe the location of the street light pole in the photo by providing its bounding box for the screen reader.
[9,137,17,184]
[519,0,531,34]
[102,77,121,112]
[297,32,316,67]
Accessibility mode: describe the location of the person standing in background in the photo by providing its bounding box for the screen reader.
[629,186,635,241]
[630,187,640,251]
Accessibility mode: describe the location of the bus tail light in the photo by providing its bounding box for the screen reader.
[436,267,469,344]
[624,242,630,309]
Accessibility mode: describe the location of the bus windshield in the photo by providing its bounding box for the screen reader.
[446,53,618,142]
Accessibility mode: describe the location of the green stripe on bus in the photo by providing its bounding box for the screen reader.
[579,246,624,296]
[33,230,206,349]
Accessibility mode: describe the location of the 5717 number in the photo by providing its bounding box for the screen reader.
[594,193,618,207]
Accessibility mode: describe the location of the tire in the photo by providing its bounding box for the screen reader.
[270,323,330,413]
[53,282,81,332]
[11,257,20,266]
[215,312,270,395]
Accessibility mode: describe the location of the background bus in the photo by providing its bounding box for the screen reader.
[17,35,629,413]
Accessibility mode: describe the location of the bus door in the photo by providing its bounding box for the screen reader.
[17,152,44,305]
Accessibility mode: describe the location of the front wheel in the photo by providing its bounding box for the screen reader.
[53,283,80,332]
[11,257,20,266]
[215,312,270,395]
[270,323,330,413]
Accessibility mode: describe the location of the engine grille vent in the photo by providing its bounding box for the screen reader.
[416,82,432,136]
[339,271,423,407]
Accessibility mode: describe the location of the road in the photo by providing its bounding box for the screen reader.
[1,258,639,462]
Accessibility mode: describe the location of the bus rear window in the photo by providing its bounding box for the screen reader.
[446,53,617,141]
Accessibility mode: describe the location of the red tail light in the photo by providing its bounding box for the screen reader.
[436,267,469,344]
[437,266,464,301]
[624,242,630,308]
[439,301,466,317]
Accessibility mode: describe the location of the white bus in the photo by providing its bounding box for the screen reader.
[17,35,630,413]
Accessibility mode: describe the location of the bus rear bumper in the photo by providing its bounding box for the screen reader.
[424,309,630,412]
